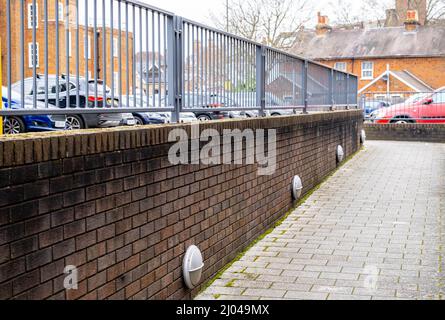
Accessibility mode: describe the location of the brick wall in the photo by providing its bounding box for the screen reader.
[364,123,445,143]
[0,111,363,300]
[318,57,445,92]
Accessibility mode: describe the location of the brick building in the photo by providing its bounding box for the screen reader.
[291,0,445,101]
[0,0,134,94]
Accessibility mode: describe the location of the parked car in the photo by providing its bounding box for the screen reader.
[12,76,128,129]
[373,91,445,124]
[119,96,196,124]
[361,100,391,119]
[182,93,231,121]
[1,86,66,134]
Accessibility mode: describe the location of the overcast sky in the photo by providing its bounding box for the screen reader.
[140,0,364,27]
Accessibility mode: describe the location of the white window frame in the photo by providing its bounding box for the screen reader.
[58,3,64,21]
[113,38,118,58]
[28,42,40,68]
[334,62,347,72]
[361,61,374,80]
[27,3,39,29]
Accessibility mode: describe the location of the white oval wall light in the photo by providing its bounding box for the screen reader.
[360,130,366,144]
[292,175,303,200]
[337,145,345,163]
[183,245,204,289]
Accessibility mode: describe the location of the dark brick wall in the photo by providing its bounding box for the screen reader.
[364,123,445,143]
[0,111,363,300]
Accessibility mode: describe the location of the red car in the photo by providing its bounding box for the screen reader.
[374,92,445,124]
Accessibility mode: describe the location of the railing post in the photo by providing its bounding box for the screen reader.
[167,15,183,123]
[256,45,266,117]
[329,69,334,111]
[346,73,350,110]
[302,60,308,114]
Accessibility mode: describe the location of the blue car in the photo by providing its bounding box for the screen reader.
[1,87,66,134]
[362,100,390,119]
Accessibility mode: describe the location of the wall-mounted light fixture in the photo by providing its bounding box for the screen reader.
[292,175,303,200]
[183,245,204,289]
[337,145,345,163]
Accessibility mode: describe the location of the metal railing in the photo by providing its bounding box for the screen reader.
[0,0,358,122]
[361,91,445,124]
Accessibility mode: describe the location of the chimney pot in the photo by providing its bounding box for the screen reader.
[316,12,331,36]
[405,9,420,32]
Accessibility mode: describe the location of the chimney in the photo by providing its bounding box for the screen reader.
[316,12,332,36]
[404,9,420,32]
[384,9,399,27]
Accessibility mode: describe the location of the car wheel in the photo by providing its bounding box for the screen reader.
[271,113,280,117]
[134,115,145,125]
[3,117,26,135]
[391,117,415,124]
[65,115,84,130]
[197,114,212,121]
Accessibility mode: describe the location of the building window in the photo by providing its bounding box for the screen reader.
[28,43,40,68]
[334,62,347,72]
[28,3,39,29]
[58,3,64,21]
[113,38,118,58]
[361,61,374,79]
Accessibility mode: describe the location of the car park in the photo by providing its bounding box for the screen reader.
[1,86,66,134]
[373,91,445,124]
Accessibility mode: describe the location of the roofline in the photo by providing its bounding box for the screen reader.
[314,54,445,60]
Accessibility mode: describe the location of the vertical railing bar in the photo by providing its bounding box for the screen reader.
[147,9,154,108]
[151,10,155,108]
[158,12,162,109]
[118,0,122,108]
[55,0,59,108]
[17,0,23,105]
[186,23,190,108]
[125,2,129,108]
[346,73,350,109]
[102,0,107,107]
[93,0,98,108]
[6,0,11,107]
[32,0,37,109]
[139,7,143,108]
[191,24,194,109]
[76,0,80,109]
[110,0,114,108]
[132,5,136,108]
[84,0,88,102]
[204,28,207,107]
[164,14,167,107]
[200,27,203,108]
[65,0,70,110]
[44,0,49,108]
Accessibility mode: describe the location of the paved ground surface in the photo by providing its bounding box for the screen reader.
[197,141,445,300]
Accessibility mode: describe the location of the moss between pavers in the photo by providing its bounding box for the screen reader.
[197,146,364,297]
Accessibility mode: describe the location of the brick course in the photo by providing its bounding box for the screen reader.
[0,111,362,300]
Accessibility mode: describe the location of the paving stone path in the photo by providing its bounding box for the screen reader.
[197,141,445,300]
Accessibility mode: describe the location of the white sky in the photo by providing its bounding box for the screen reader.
[140,0,364,27]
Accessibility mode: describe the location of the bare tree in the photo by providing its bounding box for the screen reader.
[327,0,392,26]
[328,0,445,26]
[209,0,314,49]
